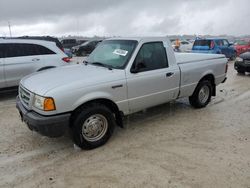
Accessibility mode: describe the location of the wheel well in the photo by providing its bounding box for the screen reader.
[199,74,216,96]
[71,99,124,128]
[37,66,55,72]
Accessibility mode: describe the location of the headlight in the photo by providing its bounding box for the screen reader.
[235,57,243,62]
[33,95,56,111]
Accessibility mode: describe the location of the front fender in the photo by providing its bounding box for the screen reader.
[72,91,114,110]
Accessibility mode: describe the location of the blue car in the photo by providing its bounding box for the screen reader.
[192,38,236,60]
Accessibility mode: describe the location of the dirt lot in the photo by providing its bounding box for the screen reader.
[0,61,249,188]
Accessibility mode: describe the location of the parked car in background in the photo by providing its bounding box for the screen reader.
[192,38,236,60]
[234,50,250,74]
[16,37,227,149]
[61,39,78,49]
[0,39,70,89]
[71,41,88,54]
[172,40,193,52]
[77,39,88,45]
[64,48,73,58]
[75,40,102,56]
[234,40,250,56]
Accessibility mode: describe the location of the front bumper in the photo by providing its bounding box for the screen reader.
[16,96,71,138]
[234,61,250,72]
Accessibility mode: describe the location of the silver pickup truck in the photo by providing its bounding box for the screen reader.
[16,37,227,149]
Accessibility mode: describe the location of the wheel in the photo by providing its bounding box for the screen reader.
[71,103,116,149]
[189,80,212,108]
[237,70,245,74]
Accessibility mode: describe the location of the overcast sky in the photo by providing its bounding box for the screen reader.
[0,0,249,37]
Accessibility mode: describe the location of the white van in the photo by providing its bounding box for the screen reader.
[0,39,70,89]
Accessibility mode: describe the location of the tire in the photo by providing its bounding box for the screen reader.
[71,103,116,149]
[189,80,212,108]
[237,70,245,74]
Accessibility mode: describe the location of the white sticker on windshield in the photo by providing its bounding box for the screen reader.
[113,49,128,56]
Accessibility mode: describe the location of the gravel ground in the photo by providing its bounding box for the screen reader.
[0,61,249,188]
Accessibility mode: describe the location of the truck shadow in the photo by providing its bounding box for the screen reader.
[47,99,193,151]
[123,99,191,129]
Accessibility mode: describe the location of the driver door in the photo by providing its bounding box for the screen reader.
[126,42,180,113]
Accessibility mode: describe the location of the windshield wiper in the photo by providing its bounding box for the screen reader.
[90,62,113,70]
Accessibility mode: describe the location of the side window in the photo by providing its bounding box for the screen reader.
[5,43,26,58]
[35,44,56,55]
[223,40,229,46]
[0,44,5,58]
[4,43,55,58]
[132,42,168,72]
[215,40,224,46]
[22,44,39,56]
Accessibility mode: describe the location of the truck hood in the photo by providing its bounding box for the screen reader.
[20,64,126,95]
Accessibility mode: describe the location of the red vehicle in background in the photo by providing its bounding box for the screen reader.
[234,40,250,56]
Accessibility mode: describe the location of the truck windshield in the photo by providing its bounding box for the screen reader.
[87,40,138,69]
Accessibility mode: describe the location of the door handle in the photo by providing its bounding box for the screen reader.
[32,58,40,61]
[166,72,174,77]
[111,84,123,89]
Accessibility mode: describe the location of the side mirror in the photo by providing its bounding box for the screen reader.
[131,62,146,73]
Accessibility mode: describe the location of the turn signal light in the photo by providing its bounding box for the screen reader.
[44,98,56,111]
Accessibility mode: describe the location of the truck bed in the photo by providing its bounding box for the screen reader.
[175,52,225,64]
[175,52,227,99]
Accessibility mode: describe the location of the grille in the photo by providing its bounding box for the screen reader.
[19,86,31,107]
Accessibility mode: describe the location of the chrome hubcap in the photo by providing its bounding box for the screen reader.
[198,85,210,104]
[82,114,108,142]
